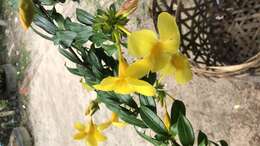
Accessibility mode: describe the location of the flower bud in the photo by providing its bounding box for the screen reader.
[85,100,99,116]
[19,0,34,30]
[117,0,139,17]
[164,109,171,130]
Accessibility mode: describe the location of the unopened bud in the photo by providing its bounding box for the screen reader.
[85,100,99,116]
[164,109,171,130]
[117,0,139,17]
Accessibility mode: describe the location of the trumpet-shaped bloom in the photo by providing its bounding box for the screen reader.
[99,113,127,129]
[94,58,156,96]
[74,120,107,146]
[19,0,34,30]
[128,12,180,72]
[160,53,192,84]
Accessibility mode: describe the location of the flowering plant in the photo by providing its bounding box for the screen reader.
[19,0,228,146]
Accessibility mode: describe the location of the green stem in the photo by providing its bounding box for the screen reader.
[117,25,131,36]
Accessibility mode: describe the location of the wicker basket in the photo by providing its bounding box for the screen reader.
[152,0,260,78]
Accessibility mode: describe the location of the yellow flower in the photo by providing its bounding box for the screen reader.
[94,57,156,96]
[19,0,34,30]
[74,120,107,146]
[160,53,192,84]
[128,12,180,72]
[99,113,127,129]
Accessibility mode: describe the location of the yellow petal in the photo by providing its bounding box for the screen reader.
[19,0,34,30]
[171,54,192,84]
[174,66,192,84]
[86,135,98,146]
[128,29,158,57]
[158,12,180,45]
[94,130,107,142]
[73,132,86,140]
[126,59,151,79]
[93,77,119,91]
[98,121,112,130]
[112,122,128,128]
[147,52,171,72]
[162,39,179,54]
[113,79,135,94]
[127,78,156,96]
[74,122,86,132]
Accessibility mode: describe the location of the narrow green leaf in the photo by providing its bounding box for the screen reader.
[107,103,146,128]
[33,13,57,34]
[135,127,163,146]
[116,94,138,109]
[171,100,186,125]
[54,31,77,48]
[58,48,81,64]
[140,106,168,135]
[97,92,146,128]
[139,95,156,113]
[65,66,83,76]
[198,131,208,146]
[76,8,94,26]
[177,114,195,146]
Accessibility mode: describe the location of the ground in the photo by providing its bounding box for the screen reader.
[8,0,260,146]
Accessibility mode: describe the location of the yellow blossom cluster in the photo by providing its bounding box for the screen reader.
[94,12,192,97]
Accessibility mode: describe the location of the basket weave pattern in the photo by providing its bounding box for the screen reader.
[152,0,260,77]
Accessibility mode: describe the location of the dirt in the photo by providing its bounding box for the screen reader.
[12,0,260,146]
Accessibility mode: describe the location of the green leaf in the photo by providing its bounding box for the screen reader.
[33,13,57,34]
[219,140,228,146]
[171,100,186,125]
[52,9,65,29]
[102,44,117,56]
[39,0,57,5]
[97,92,146,128]
[58,48,81,64]
[169,124,178,137]
[116,94,138,109]
[53,31,77,48]
[88,50,102,69]
[135,127,164,146]
[139,95,156,113]
[65,66,83,76]
[140,106,168,135]
[177,114,195,146]
[198,131,208,146]
[76,8,94,26]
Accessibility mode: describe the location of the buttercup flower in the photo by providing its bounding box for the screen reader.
[160,53,192,84]
[74,119,107,146]
[99,113,127,129]
[19,0,34,30]
[94,56,156,96]
[128,12,180,73]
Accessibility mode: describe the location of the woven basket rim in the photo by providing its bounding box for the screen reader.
[174,0,260,78]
